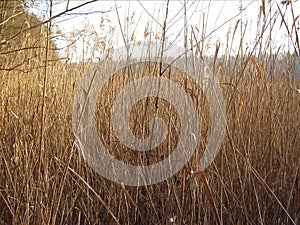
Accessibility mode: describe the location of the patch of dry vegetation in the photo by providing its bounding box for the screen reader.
[0,48,299,225]
[0,1,299,225]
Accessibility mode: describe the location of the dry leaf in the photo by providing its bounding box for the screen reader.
[252,57,263,80]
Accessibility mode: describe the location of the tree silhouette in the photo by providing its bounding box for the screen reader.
[0,0,57,71]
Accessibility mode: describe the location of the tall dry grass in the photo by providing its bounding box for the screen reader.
[0,1,299,225]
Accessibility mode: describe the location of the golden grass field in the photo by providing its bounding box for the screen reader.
[0,1,300,224]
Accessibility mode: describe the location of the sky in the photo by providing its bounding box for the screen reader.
[29,0,300,61]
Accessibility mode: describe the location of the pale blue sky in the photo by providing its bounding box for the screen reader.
[30,0,300,61]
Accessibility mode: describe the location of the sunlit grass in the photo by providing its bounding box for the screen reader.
[0,1,299,224]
